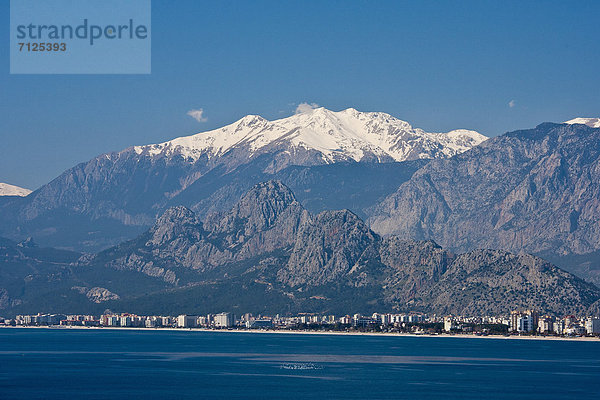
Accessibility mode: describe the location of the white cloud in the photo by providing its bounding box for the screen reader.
[508,100,515,108]
[295,102,320,114]
[187,108,208,122]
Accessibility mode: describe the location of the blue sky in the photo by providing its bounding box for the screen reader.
[1,0,600,189]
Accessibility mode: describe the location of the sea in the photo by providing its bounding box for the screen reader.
[1,328,599,399]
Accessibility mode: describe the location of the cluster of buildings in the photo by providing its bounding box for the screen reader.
[441,310,600,336]
[1,312,432,329]
[2,310,599,336]
[175,312,235,328]
[507,310,600,336]
[1,312,239,329]
[9,314,98,326]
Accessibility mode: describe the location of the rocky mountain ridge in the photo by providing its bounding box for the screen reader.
[368,122,600,284]
[0,107,484,252]
[2,181,592,317]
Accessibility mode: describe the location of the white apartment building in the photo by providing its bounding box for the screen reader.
[510,310,539,333]
[444,317,457,332]
[177,315,198,328]
[214,312,234,328]
[538,317,555,334]
[120,315,132,327]
[585,318,600,335]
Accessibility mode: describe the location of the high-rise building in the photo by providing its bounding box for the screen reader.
[120,315,132,327]
[510,310,539,333]
[444,317,457,332]
[246,319,273,329]
[145,317,162,328]
[538,316,555,334]
[177,315,198,328]
[214,313,234,328]
[585,318,600,335]
[553,319,565,335]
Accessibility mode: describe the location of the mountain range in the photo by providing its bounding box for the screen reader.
[369,121,600,284]
[133,107,486,164]
[2,108,600,315]
[1,181,598,317]
[0,108,485,251]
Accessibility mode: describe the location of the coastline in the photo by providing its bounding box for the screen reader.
[2,325,599,342]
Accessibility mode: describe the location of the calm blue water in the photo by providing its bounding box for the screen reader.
[1,328,599,399]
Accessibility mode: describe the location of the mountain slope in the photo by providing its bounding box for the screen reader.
[0,108,482,251]
[385,249,600,316]
[0,235,180,316]
[92,181,309,284]
[4,181,598,317]
[369,122,600,283]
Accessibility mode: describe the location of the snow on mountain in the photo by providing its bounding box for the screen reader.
[0,183,32,197]
[133,108,487,163]
[564,117,600,128]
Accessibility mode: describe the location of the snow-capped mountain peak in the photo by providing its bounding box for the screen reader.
[0,183,32,197]
[564,117,600,128]
[133,107,487,164]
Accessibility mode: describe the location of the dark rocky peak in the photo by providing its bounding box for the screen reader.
[210,180,306,244]
[229,180,298,223]
[278,209,380,287]
[379,238,452,304]
[310,209,374,238]
[101,182,311,280]
[380,237,450,278]
[148,206,204,247]
[300,209,378,254]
